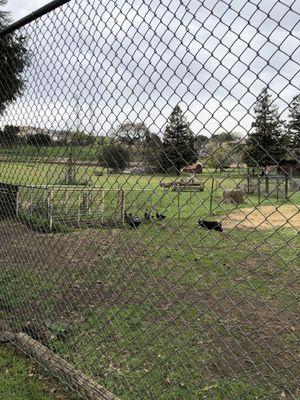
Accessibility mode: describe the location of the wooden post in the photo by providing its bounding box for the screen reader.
[247,170,250,194]
[16,190,19,216]
[30,193,33,216]
[276,174,279,201]
[77,208,81,226]
[47,189,53,231]
[258,176,261,204]
[119,189,125,223]
[88,190,91,216]
[65,191,68,213]
[177,191,180,221]
[209,177,215,214]
[285,173,289,199]
[77,193,81,226]
[100,190,104,224]
[265,174,269,197]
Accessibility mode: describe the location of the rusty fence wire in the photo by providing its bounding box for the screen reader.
[0,0,299,399]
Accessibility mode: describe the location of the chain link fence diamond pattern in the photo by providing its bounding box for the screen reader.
[0,0,299,399]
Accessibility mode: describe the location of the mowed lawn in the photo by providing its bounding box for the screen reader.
[0,218,298,399]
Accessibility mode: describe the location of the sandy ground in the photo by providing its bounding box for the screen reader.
[222,205,300,230]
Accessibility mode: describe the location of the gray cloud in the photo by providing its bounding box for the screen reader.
[4,0,50,21]
[1,0,300,138]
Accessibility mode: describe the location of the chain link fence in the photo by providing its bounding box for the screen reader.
[0,0,299,399]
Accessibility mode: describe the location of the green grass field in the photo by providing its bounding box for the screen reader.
[1,160,298,230]
[0,345,78,400]
[0,144,101,161]
[0,159,299,399]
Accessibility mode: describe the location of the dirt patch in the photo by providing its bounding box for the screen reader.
[222,205,299,230]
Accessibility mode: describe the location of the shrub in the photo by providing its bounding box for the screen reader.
[99,144,130,172]
[27,133,52,146]
[17,211,69,233]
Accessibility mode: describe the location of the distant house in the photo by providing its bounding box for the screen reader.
[49,130,69,143]
[17,126,69,143]
[181,161,203,174]
[228,162,247,169]
[18,126,49,138]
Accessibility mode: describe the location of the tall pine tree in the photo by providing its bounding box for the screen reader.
[0,0,29,114]
[287,94,300,149]
[161,105,197,175]
[243,88,286,169]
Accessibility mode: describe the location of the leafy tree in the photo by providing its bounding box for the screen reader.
[287,94,300,149]
[69,131,95,146]
[212,131,241,143]
[161,105,197,175]
[206,142,232,172]
[27,133,52,146]
[0,124,19,145]
[113,121,149,146]
[99,144,130,172]
[194,134,209,149]
[0,1,29,114]
[242,88,286,169]
[142,132,163,172]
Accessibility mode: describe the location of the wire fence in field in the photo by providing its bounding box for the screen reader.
[0,0,299,399]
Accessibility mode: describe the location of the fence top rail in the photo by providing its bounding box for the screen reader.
[0,0,71,37]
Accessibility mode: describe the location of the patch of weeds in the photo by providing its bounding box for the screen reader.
[17,211,70,233]
[47,322,73,341]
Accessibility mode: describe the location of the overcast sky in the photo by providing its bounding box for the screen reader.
[1,0,300,137]
[3,0,49,22]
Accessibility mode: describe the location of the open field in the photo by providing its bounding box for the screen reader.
[0,159,299,399]
[0,144,101,161]
[1,160,299,229]
[0,218,299,399]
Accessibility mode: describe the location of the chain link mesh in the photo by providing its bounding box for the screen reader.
[0,0,299,399]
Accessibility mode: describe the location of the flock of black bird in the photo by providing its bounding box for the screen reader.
[124,211,166,228]
[124,211,223,232]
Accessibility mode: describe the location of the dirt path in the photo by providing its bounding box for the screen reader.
[222,205,299,230]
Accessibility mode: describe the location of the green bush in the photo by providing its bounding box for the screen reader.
[99,144,130,172]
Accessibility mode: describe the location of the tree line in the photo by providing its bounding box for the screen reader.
[1,89,299,175]
[100,90,300,174]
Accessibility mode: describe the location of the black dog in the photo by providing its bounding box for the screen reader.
[198,219,223,232]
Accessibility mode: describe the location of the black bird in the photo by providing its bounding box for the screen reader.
[198,219,223,232]
[156,212,166,221]
[124,211,131,222]
[127,216,141,228]
[125,212,141,228]
[144,211,151,220]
